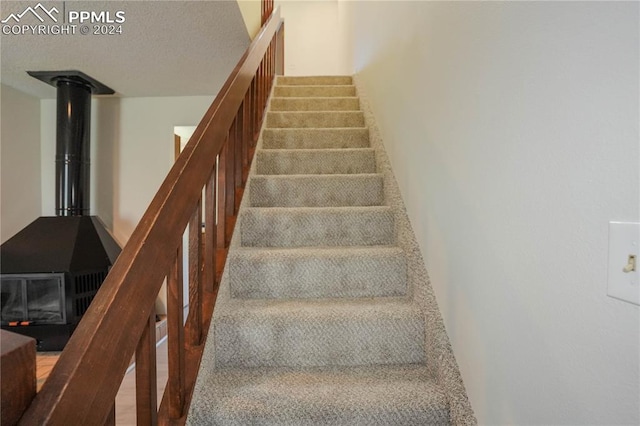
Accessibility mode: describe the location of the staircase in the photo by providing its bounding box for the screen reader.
[188,76,475,425]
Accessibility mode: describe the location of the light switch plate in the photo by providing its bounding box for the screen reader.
[607,222,640,306]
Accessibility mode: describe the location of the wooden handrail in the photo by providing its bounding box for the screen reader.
[19,7,284,425]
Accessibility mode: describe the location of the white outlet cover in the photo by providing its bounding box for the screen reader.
[607,222,640,306]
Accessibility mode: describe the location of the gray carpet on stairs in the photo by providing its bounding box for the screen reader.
[228,246,407,299]
[255,148,376,175]
[187,75,476,425]
[262,128,370,149]
[249,174,384,207]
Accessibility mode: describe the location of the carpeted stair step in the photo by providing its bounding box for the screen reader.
[270,97,360,111]
[241,206,395,247]
[229,246,407,299]
[274,85,356,98]
[188,364,449,425]
[250,174,383,207]
[214,299,425,368]
[277,75,353,86]
[262,128,370,149]
[266,111,365,128]
[256,148,376,175]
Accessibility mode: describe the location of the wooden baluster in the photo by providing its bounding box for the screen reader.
[135,311,157,425]
[216,143,228,249]
[188,199,203,345]
[255,67,261,128]
[225,144,235,247]
[272,39,276,85]
[242,93,250,184]
[225,124,236,221]
[273,34,277,78]
[251,78,258,145]
[266,54,270,103]
[167,246,185,419]
[235,107,244,203]
[204,172,216,292]
[248,80,253,146]
[257,61,263,125]
[252,71,260,143]
[266,45,271,95]
[270,41,274,89]
[268,51,271,95]
[264,58,268,107]
[264,57,268,106]
[261,59,266,117]
[264,53,271,102]
[265,47,269,96]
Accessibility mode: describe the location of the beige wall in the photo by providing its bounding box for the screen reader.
[345,1,639,424]
[276,0,350,76]
[237,0,262,39]
[1,84,42,243]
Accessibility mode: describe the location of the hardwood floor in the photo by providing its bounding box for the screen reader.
[115,339,168,425]
[35,318,169,424]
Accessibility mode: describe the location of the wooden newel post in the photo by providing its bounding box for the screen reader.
[1,330,36,426]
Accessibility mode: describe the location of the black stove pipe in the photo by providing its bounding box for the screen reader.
[55,78,92,217]
[26,70,115,217]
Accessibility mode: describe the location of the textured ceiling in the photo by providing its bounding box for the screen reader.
[0,1,251,98]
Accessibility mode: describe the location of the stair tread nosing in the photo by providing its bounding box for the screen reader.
[240,206,395,247]
[188,364,449,425]
[262,128,370,149]
[214,298,426,368]
[229,246,407,299]
[256,148,376,175]
[250,174,384,207]
[274,85,357,98]
[270,96,360,112]
[266,111,365,129]
[277,75,353,85]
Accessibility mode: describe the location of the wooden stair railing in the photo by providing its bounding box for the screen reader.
[18,7,284,426]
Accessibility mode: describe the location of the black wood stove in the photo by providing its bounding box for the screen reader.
[0,71,120,351]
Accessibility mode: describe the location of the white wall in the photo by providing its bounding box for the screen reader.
[275,0,350,76]
[1,84,41,243]
[346,2,639,424]
[41,96,213,312]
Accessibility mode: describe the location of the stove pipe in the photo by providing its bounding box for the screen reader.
[27,70,115,216]
[56,78,91,216]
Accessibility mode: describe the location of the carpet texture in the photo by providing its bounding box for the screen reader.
[255,148,376,175]
[187,75,476,425]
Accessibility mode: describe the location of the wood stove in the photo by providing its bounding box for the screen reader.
[0,71,120,351]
